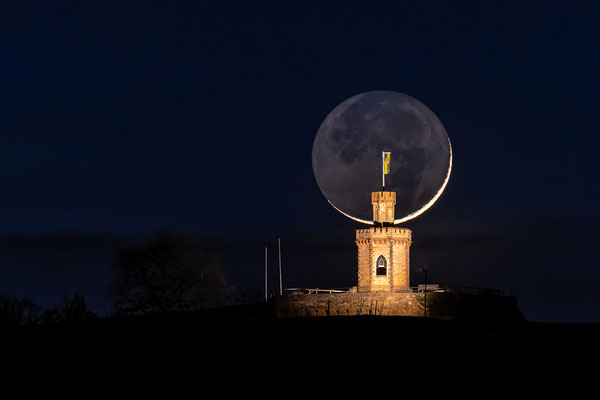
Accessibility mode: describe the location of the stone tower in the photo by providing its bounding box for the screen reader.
[355,191,412,292]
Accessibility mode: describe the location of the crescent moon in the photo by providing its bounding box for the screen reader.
[327,138,453,225]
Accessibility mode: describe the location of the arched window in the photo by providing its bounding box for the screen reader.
[376,255,387,276]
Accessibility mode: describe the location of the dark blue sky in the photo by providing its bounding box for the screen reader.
[1,1,599,321]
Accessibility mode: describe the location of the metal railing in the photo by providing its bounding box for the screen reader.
[284,288,350,294]
[283,285,504,296]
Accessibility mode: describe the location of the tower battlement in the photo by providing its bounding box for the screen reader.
[371,191,396,202]
[356,226,412,240]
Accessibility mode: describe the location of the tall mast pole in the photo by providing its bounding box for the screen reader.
[278,238,283,296]
[264,246,268,302]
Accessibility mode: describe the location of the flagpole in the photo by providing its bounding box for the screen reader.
[264,246,268,302]
[278,238,282,296]
[382,151,385,191]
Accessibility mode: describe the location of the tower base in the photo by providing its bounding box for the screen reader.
[356,226,412,293]
[272,292,424,317]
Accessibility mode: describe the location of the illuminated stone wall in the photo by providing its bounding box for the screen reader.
[356,227,411,292]
[371,191,396,223]
[273,292,423,317]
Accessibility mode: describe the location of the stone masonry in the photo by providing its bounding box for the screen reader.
[371,191,396,223]
[356,190,412,292]
[273,292,424,317]
[356,226,412,292]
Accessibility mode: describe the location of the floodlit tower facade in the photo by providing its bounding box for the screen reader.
[356,191,412,292]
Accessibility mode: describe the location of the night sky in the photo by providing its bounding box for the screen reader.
[1,1,599,322]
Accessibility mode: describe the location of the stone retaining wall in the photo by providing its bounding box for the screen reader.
[271,292,424,317]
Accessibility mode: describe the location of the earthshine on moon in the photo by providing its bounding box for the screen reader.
[312,91,452,224]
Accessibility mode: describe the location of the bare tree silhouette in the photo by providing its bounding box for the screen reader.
[108,232,231,315]
[0,295,43,326]
[43,293,96,322]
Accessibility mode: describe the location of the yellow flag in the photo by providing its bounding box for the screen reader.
[383,152,391,174]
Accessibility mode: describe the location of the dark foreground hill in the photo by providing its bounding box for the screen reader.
[1,303,599,395]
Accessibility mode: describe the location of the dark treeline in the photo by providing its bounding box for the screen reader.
[0,231,263,326]
[0,293,96,326]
